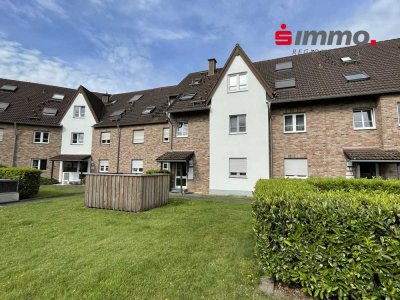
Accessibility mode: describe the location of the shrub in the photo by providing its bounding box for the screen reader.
[40,176,59,185]
[253,179,400,299]
[0,167,41,199]
[145,169,170,175]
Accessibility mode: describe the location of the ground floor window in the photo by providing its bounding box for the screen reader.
[99,160,109,173]
[229,158,247,178]
[357,162,378,179]
[162,162,170,171]
[132,160,143,174]
[284,158,308,178]
[31,159,47,170]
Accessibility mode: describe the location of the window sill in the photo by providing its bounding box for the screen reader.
[227,89,248,94]
[33,142,50,144]
[71,143,84,145]
[229,176,248,179]
[73,117,85,119]
[133,142,144,144]
[283,130,307,134]
[229,132,247,135]
[353,127,376,131]
[176,136,188,138]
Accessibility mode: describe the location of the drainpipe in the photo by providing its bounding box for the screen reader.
[116,121,121,174]
[12,122,17,167]
[166,112,173,151]
[267,99,273,179]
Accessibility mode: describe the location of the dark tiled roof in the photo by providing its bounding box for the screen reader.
[254,38,400,103]
[94,85,178,128]
[344,148,400,161]
[80,86,105,122]
[0,78,76,127]
[50,154,91,161]
[156,151,194,162]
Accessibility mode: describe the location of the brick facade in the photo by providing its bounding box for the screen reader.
[0,123,61,178]
[271,95,400,178]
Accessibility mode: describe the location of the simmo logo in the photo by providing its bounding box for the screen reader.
[275,24,376,46]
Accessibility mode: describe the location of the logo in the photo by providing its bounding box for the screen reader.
[275,24,376,46]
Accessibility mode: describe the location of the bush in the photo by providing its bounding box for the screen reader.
[145,169,170,175]
[40,176,59,185]
[253,178,400,299]
[0,167,41,199]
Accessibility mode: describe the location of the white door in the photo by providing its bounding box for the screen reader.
[175,163,187,189]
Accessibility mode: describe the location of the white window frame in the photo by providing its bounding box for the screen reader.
[227,72,248,93]
[163,128,170,143]
[284,158,308,179]
[73,106,85,118]
[229,158,247,178]
[33,131,49,144]
[133,130,144,144]
[176,121,188,137]
[283,113,306,133]
[0,128,3,142]
[71,132,84,145]
[132,160,144,174]
[162,162,170,171]
[31,159,47,170]
[353,108,376,130]
[397,103,400,126]
[229,115,246,134]
[100,132,111,144]
[99,160,109,173]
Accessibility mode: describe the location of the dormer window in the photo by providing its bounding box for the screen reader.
[190,78,202,85]
[228,73,247,92]
[179,93,195,101]
[142,106,156,115]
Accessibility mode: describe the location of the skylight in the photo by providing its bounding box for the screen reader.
[275,78,296,89]
[180,93,196,101]
[0,85,17,92]
[128,94,143,104]
[275,61,293,71]
[341,57,353,63]
[142,106,156,115]
[0,102,10,112]
[42,107,58,116]
[344,73,370,82]
[191,78,202,85]
[109,109,126,117]
[51,93,65,101]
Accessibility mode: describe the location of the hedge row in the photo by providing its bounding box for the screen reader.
[253,178,400,299]
[0,167,41,199]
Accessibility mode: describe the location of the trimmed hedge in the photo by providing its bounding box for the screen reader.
[253,178,400,299]
[145,169,170,175]
[40,176,59,185]
[0,167,41,199]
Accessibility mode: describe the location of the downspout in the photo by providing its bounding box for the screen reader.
[267,98,273,179]
[12,122,17,167]
[166,112,173,151]
[116,121,121,173]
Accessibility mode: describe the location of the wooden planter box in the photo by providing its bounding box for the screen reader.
[85,173,170,212]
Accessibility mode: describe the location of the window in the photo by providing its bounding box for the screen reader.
[0,129,4,142]
[228,73,247,92]
[341,57,352,63]
[33,131,49,143]
[51,93,64,101]
[275,78,296,89]
[0,85,17,92]
[229,115,246,134]
[132,160,143,174]
[345,73,370,82]
[284,113,306,133]
[176,121,188,137]
[162,162,170,171]
[275,61,293,71]
[397,103,400,126]
[163,128,170,143]
[229,158,247,178]
[31,159,47,171]
[42,107,57,116]
[73,106,85,118]
[180,93,196,101]
[133,130,144,144]
[71,133,84,144]
[99,160,109,173]
[142,106,155,114]
[353,109,375,129]
[101,132,110,144]
[284,159,308,178]
[0,102,10,112]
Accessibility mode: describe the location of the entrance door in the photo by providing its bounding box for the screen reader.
[175,163,187,189]
[359,162,378,178]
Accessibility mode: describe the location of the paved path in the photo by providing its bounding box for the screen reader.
[169,192,253,203]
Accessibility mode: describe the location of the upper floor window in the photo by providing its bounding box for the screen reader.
[133,130,144,144]
[228,73,247,92]
[101,132,110,144]
[163,128,170,143]
[229,115,246,134]
[71,132,84,144]
[353,108,375,130]
[397,103,400,126]
[284,113,306,133]
[0,128,3,142]
[132,159,143,174]
[33,131,49,143]
[32,159,47,170]
[73,106,85,118]
[177,121,188,137]
[99,160,109,172]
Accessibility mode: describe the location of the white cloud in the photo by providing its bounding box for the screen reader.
[35,0,67,18]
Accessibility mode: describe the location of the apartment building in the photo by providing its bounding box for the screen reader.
[1,38,399,195]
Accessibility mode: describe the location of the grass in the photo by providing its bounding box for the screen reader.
[35,184,85,198]
[0,194,268,299]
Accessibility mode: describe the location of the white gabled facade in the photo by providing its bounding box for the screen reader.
[209,51,270,195]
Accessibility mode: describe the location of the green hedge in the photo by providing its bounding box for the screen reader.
[40,176,59,185]
[0,167,41,199]
[145,169,170,175]
[253,179,400,299]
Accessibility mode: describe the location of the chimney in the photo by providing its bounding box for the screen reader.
[208,58,217,76]
[102,93,110,104]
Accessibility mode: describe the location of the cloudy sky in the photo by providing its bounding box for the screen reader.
[0,0,399,93]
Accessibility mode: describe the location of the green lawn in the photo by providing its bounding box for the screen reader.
[36,185,85,198]
[0,194,267,299]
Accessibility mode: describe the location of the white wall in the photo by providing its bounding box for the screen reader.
[210,55,270,195]
[60,93,96,155]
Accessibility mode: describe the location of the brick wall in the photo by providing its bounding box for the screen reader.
[0,123,61,178]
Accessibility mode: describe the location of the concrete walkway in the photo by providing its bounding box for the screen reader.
[169,192,253,203]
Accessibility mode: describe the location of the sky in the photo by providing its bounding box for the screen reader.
[0,0,399,94]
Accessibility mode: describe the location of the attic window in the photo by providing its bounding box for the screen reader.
[0,85,17,92]
[275,78,296,89]
[0,102,10,112]
[51,93,65,101]
[190,78,202,85]
[344,73,370,82]
[341,57,353,63]
[142,106,156,115]
[128,94,143,104]
[109,109,126,118]
[180,93,196,101]
[275,61,293,71]
[42,107,58,116]
[106,100,118,106]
